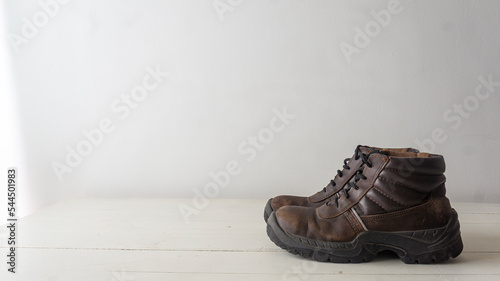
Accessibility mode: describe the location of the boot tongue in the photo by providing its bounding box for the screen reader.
[368,149,385,157]
[357,145,386,156]
[353,146,384,165]
[357,145,385,157]
[358,146,372,155]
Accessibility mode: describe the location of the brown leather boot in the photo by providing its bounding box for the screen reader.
[266,150,463,263]
[264,145,419,222]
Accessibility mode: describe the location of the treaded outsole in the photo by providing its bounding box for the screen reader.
[266,210,463,264]
[266,214,374,263]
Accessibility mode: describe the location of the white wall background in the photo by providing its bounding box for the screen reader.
[1,0,500,217]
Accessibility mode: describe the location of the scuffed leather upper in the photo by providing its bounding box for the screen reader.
[355,153,446,216]
[275,151,452,243]
[270,146,420,212]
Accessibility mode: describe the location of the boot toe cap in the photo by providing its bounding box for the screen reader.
[271,195,309,211]
[275,205,317,238]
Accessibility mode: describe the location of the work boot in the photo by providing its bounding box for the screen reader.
[264,145,419,222]
[266,150,463,264]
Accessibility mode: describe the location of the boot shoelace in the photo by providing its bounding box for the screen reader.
[327,150,381,207]
[321,158,351,193]
[321,145,365,193]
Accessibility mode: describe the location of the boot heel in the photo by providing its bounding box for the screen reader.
[395,209,463,264]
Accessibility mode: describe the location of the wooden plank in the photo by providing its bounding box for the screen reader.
[19,198,268,222]
[18,199,500,221]
[458,213,500,224]
[454,203,500,214]
[0,199,499,280]
[1,221,497,253]
[0,248,498,275]
[0,200,496,253]
[0,272,497,281]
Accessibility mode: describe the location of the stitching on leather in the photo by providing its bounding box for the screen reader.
[365,194,388,212]
[364,196,435,221]
[377,176,426,194]
[355,203,366,216]
[350,211,363,233]
[344,211,361,233]
[372,186,405,206]
[368,154,387,188]
[343,212,355,231]
[382,168,434,176]
[311,191,334,203]
[323,155,388,219]
[350,209,366,232]
[311,159,363,202]
[351,208,368,232]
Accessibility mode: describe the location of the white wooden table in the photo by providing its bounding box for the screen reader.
[0,199,499,281]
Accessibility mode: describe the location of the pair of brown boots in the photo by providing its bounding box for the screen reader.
[264,145,463,263]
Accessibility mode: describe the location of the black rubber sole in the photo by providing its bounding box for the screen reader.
[267,209,463,264]
[263,198,273,223]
